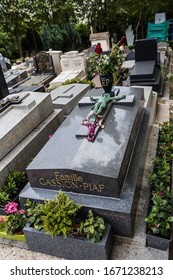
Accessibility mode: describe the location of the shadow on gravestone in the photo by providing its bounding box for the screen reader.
[0,64,9,99]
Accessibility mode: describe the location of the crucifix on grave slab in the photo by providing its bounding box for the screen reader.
[0,95,22,113]
[76,89,135,141]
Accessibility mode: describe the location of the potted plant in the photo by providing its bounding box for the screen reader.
[23,191,113,259]
[0,202,27,242]
[145,122,173,250]
[96,44,124,93]
[0,171,28,214]
[145,191,173,250]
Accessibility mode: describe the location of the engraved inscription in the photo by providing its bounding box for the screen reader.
[39,171,105,193]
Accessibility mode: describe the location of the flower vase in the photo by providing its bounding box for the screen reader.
[99,73,113,94]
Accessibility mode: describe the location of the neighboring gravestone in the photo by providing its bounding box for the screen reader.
[33,51,55,74]
[0,91,64,185]
[49,51,87,89]
[0,65,9,99]
[60,51,87,75]
[19,86,154,237]
[89,32,110,51]
[135,38,157,62]
[50,83,91,115]
[50,70,84,89]
[130,38,163,93]
[10,51,56,93]
[47,50,62,74]
[125,25,134,46]
[4,69,28,88]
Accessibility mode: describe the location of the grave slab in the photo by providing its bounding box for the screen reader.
[0,92,54,160]
[24,87,144,198]
[50,83,91,115]
[4,69,28,88]
[0,108,64,185]
[130,61,156,81]
[50,70,84,89]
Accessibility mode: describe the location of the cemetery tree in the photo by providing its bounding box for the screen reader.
[0,26,14,57]
[40,24,82,52]
[0,0,31,58]
[119,0,171,39]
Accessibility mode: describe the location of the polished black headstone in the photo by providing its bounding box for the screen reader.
[0,65,9,99]
[135,38,157,62]
[130,61,156,81]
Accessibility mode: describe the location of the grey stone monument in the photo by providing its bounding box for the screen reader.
[20,86,154,238]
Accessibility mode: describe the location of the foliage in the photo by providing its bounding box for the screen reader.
[0,192,10,208]
[75,23,90,49]
[4,171,27,197]
[0,0,173,58]
[79,210,105,243]
[40,24,82,52]
[0,27,14,57]
[0,202,27,235]
[86,54,98,80]
[25,200,44,231]
[27,192,81,238]
[96,44,124,75]
[26,192,106,243]
[145,122,173,238]
[145,192,173,238]
[62,78,95,88]
[0,171,27,208]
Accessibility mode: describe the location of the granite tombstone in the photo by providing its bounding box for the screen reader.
[130,39,163,93]
[20,86,153,237]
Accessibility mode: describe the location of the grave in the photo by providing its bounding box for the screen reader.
[49,51,87,88]
[10,51,57,93]
[125,25,134,47]
[89,32,110,51]
[47,50,62,74]
[50,83,91,115]
[60,51,86,75]
[19,86,156,237]
[0,91,64,185]
[0,65,9,99]
[130,39,164,94]
[4,69,28,88]
[50,70,84,89]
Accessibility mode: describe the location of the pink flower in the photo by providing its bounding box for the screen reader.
[17,209,25,214]
[4,202,18,214]
[48,134,52,139]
